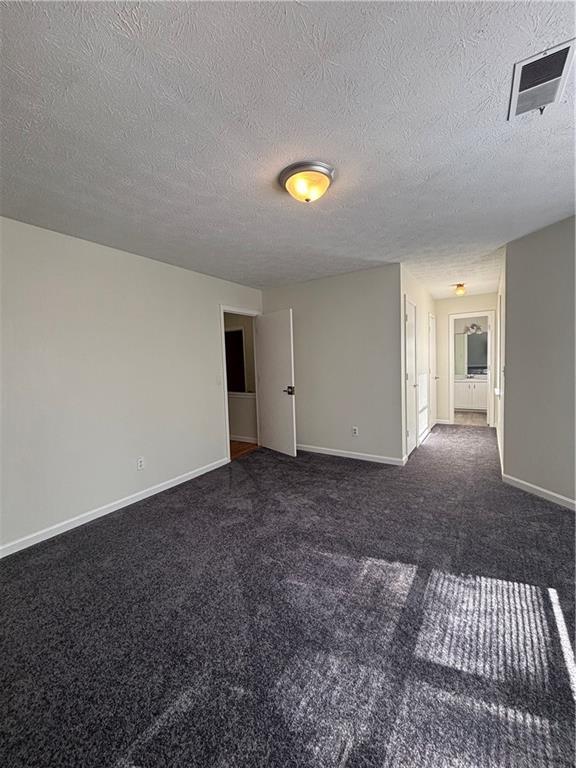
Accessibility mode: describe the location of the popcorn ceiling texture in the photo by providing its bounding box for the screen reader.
[0,2,574,296]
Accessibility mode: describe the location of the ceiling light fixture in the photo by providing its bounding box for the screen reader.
[453,283,466,297]
[279,161,334,203]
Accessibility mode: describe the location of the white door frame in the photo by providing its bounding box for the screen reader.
[404,297,418,456]
[448,310,496,426]
[428,312,437,429]
[220,305,261,461]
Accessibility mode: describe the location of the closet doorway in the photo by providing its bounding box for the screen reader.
[223,311,259,459]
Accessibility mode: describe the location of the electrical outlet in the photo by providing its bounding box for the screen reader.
[352,426,359,436]
[136,457,145,471]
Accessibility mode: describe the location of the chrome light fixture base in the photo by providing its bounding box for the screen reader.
[278,161,335,190]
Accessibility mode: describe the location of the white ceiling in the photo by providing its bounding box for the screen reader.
[1,2,574,297]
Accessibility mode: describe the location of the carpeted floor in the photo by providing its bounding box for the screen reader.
[1,426,574,767]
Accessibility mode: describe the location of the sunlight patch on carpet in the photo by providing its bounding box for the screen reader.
[415,571,552,690]
[384,680,562,768]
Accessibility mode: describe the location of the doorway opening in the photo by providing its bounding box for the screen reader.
[223,311,259,460]
[449,311,495,427]
[220,306,297,461]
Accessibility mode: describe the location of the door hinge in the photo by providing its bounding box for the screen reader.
[283,385,295,395]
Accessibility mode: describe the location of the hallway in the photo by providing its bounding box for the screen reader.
[1,427,574,767]
[454,409,488,426]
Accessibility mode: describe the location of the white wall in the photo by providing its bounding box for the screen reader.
[263,265,404,463]
[401,267,435,380]
[434,293,498,422]
[228,394,257,442]
[0,218,261,551]
[454,316,488,334]
[503,217,575,507]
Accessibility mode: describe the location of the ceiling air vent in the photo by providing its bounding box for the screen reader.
[508,39,575,119]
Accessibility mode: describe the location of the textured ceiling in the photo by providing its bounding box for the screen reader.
[1,2,574,297]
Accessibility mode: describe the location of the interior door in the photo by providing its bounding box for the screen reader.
[429,314,437,427]
[255,309,297,456]
[405,299,418,456]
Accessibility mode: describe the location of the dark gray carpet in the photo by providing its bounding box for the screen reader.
[1,426,574,767]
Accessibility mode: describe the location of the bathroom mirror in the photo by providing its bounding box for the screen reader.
[468,332,488,369]
[453,315,489,375]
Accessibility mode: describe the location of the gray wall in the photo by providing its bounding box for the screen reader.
[504,216,575,503]
[1,218,262,549]
[263,265,404,462]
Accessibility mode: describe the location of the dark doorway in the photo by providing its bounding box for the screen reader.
[225,329,246,393]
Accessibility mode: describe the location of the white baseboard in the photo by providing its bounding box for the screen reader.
[230,435,257,443]
[0,457,230,560]
[548,588,576,698]
[502,473,575,512]
[418,428,432,445]
[435,419,451,425]
[297,444,406,466]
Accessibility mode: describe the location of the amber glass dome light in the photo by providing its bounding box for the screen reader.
[279,162,334,203]
[454,283,466,296]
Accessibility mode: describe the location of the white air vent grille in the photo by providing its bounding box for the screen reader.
[508,39,575,119]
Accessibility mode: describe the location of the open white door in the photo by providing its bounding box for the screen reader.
[255,309,297,456]
[405,298,418,456]
[429,313,437,428]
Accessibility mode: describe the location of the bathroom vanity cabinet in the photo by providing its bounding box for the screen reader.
[454,379,488,410]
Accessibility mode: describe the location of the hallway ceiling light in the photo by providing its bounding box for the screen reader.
[453,283,466,296]
[279,161,334,203]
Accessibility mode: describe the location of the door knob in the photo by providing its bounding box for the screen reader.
[283,385,295,395]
